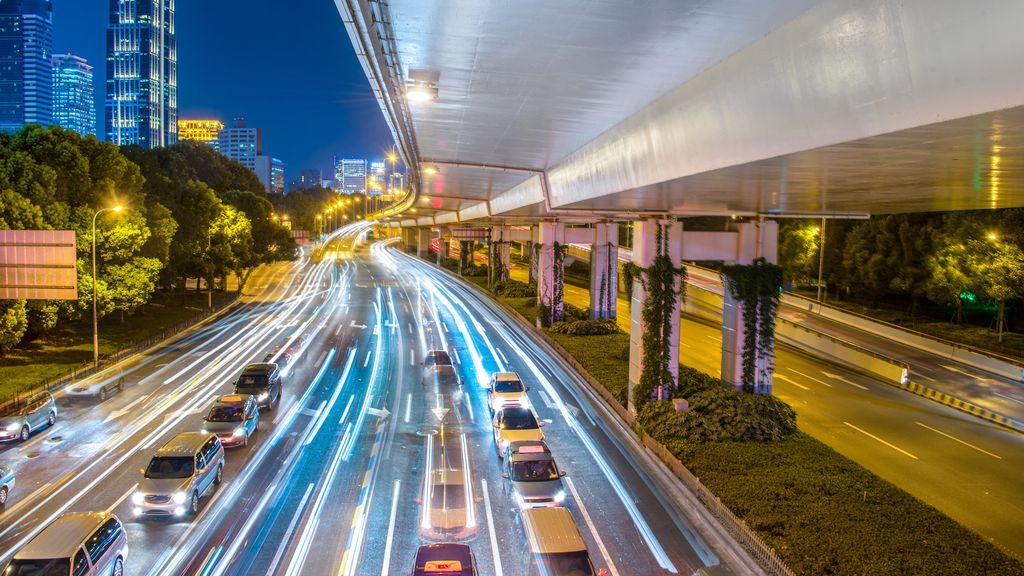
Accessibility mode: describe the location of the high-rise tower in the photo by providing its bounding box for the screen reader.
[106,0,176,147]
[51,53,95,136]
[0,0,53,133]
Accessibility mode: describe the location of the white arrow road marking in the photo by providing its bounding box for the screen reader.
[789,369,832,388]
[349,321,367,329]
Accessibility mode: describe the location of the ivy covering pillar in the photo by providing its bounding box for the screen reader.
[536,222,565,326]
[627,220,684,413]
[489,226,511,285]
[720,221,780,394]
[589,223,619,320]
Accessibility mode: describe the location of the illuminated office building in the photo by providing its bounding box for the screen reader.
[0,0,53,133]
[106,0,176,147]
[177,118,223,148]
[51,53,95,135]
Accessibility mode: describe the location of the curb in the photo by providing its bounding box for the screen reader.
[900,380,1024,434]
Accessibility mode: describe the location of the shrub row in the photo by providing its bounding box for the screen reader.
[548,319,619,336]
[493,279,536,298]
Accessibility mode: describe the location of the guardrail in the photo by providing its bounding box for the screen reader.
[3,293,241,408]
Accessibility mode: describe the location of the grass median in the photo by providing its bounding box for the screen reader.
[483,287,1023,576]
[0,291,234,403]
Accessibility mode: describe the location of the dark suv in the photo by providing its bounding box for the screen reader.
[232,363,282,411]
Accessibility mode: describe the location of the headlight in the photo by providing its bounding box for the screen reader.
[257,393,269,401]
[5,423,19,432]
[232,427,245,437]
[132,492,144,505]
[173,507,185,516]
[172,492,187,504]
[200,428,209,435]
[553,490,566,504]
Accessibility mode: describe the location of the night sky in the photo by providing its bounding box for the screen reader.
[52,0,395,184]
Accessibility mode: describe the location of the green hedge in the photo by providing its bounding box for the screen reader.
[549,319,619,336]
[494,279,536,298]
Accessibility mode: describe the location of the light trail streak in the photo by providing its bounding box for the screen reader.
[304,348,357,446]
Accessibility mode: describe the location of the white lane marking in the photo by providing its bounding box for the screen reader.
[480,479,504,576]
[107,483,137,514]
[1,482,51,518]
[994,392,1024,406]
[408,323,413,335]
[266,483,316,576]
[843,422,919,460]
[338,395,355,425]
[538,390,558,408]
[821,371,869,391]
[380,480,402,576]
[564,476,619,576]
[314,350,328,369]
[335,324,343,336]
[941,364,975,377]
[496,348,509,365]
[363,350,372,368]
[441,321,449,333]
[409,349,414,366]
[774,373,809,391]
[915,421,1002,459]
[789,369,832,388]
[404,393,412,424]
[915,372,936,383]
[452,348,461,365]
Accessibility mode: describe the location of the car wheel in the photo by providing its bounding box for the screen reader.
[214,464,223,486]
[190,491,200,515]
[19,426,29,442]
[99,387,108,401]
[47,411,55,427]
[112,557,124,576]
[242,433,248,447]
[0,485,8,506]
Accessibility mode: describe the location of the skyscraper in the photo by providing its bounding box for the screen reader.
[218,117,261,171]
[0,0,53,133]
[335,158,366,195]
[254,155,284,195]
[51,53,94,136]
[106,0,177,148]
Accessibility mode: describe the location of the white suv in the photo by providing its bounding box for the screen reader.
[488,372,529,413]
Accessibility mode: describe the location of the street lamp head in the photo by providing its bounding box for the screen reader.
[987,232,999,241]
[387,153,397,163]
[112,205,124,213]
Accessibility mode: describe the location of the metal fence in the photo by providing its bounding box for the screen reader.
[5,294,241,408]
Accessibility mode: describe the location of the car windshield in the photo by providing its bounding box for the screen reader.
[425,351,452,366]
[206,406,244,422]
[4,559,71,576]
[500,409,538,430]
[511,459,559,481]
[494,379,524,393]
[536,551,596,576]
[236,374,268,388]
[145,456,194,479]
[430,484,466,508]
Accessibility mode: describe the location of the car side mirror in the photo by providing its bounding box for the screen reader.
[559,471,566,477]
[538,421,546,427]
[525,386,530,391]
[492,423,500,429]
[597,569,609,576]
[501,472,509,479]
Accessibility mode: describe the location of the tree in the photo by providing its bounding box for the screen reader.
[222,189,295,268]
[923,242,975,324]
[777,220,820,287]
[0,300,28,356]
[842,217,901,306]
[208,203,254,291]
[974,238,1024,339]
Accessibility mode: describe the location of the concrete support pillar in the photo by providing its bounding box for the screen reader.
[490,226,511,284]
[528,226,540,284]
[436,228,449,266]
[416,228,432,259]
[627,220,683,413]
[720,220,779,394]
[589,223,619,320]
[536,222,565,325]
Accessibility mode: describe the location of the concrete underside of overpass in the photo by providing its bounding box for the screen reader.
[338,0,1024,225]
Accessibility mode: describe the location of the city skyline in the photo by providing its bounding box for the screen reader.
[53,0,392,184]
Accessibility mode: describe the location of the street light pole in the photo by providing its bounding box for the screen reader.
[92,205,124,367]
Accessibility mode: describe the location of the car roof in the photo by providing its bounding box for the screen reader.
[509,441,553,461]
[15,512,112,559]
[499,406,534,418]
[414,543,475,574]
[241,363,277,374]
[155,432,212,457]
[490,372,521,381]
[521,507,587,554]
[213,394,251,406]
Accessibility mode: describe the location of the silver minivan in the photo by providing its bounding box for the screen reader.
[133,432,224,518]
[0,392,57,442]
[4,511,127,576]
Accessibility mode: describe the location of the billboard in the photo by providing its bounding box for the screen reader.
[0,230,78,300]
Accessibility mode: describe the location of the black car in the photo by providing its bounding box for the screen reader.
[232,363,282,411]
